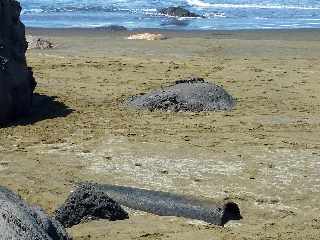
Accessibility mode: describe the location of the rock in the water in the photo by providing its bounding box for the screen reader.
[159,7,202,18]
[0,0,36,125]
[126,77,236,112]
[95,25,128,32]
[55,183,129,228]
[26,35,54,50]
[0,186,70,240]
[160,18,190,26]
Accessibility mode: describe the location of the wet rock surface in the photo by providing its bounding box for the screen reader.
[126,78,236,112]
[55,183,129,228]
[160,18,191,27]
[0,0,36,125]
[0,186,70,240]
[95,25,128,32]
[159,7,202,18]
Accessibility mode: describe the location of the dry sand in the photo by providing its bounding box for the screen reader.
[1,28,320,239]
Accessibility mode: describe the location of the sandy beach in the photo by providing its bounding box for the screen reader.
[1,27,320,239]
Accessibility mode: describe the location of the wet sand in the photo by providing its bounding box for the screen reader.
[1,27,320,239]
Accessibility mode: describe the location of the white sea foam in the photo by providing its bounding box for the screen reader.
[186,0,320,10]
[186,0,213,8]
[21,8,44,14]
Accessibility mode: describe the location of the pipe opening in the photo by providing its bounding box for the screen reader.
[221,202,242,225]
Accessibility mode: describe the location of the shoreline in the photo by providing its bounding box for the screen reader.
[26,27,320,41]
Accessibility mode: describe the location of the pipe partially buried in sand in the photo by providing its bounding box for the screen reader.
[95,184,242,226]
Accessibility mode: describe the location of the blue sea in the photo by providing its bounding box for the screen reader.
[20,0,320,30]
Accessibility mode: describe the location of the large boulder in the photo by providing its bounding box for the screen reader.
[126,78,236,112]
[55,183,129,228]
[0,0,36,125]
[159,7,203,18]
[0,186,70,240]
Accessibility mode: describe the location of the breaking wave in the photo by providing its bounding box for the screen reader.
[186,0,320,10]
[19,0,320,30]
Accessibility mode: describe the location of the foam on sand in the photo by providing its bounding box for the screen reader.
[127,33,167,40]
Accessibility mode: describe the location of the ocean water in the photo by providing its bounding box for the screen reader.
[20,0,320,30]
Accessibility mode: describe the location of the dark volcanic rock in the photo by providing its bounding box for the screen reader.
[160,18,190,27]
[89,183,242,226]
[55,183,129,228]
[0,186,70,240]
[0,0,36,125]
[95,25,128,32]
[31,206,70,240]
[126,77,236,112]
[159,7,202,18]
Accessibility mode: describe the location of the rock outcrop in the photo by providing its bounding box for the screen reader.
[0,0,36,125]
[159,7,203,18]
[126,77,236,112]
[0,186,70,240]
[55,183,129,228]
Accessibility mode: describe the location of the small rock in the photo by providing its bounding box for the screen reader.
[160,170,169,174]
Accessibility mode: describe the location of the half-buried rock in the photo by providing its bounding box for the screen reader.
[126,78,236,112]
[55,183,129,228]
[0,186,70,240]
